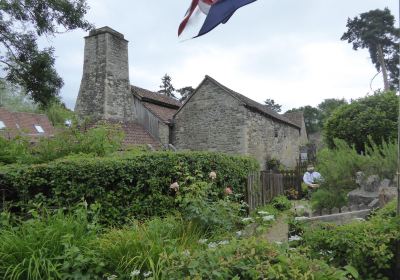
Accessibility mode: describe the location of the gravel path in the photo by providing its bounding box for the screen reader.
[264,214,289,243]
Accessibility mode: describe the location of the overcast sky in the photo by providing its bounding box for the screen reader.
[47,0,398,111]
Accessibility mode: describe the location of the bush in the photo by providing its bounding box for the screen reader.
[312,138,397,209]
[0,152,259,225]
[301,202,400,279]
[270,195,292,211]
[95,216,205,279]
[162,238,350,279]
[0,123,124,165]
[0,206,103,280]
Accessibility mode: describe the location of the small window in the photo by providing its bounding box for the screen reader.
[274,127,279,138]
[34,125,45,133]
[0,120,5,129]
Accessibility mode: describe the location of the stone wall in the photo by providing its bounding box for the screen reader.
[173,79,247,154]
[245,110,300,169]
[75,27,135,122]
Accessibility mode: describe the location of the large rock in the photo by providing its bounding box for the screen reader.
[348,172,396,207]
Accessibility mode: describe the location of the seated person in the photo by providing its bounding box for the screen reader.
[303,164,321,189]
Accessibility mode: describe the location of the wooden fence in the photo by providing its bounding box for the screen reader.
[246,171,284,211]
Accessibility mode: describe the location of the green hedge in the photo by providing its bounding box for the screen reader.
[0,152,259,225]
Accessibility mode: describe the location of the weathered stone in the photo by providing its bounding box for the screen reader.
[321,208,330,215]
[312,210,321,217]
[341,206,349,213]
[378,186,398,207]
[75,27,135,122]
[331,207,339,214]
[349,204,358,211]
[172,76,301,169]
[368,198,380,209]
[358,203,367,210]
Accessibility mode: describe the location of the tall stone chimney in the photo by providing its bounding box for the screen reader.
[75,27,135,121]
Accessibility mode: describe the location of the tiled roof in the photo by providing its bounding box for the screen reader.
[87,120,160,149]
[131,85,181,108]
[200,76,301,129]
[0,107,55,140]
[142,102,177,123]
[283,111,304,128]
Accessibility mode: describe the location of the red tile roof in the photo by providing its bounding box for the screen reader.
[142,102,177,123]
[131,85,181,108]
[0,107,55,140]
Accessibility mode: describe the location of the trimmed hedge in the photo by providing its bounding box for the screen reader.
[0,152,259,225]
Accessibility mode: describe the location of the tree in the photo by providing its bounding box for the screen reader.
[177,86,195,103]
[324,91,398,152]
[341,8,400,91]
[317,98,347,124]
[264,98,282,113]
[0,79,37,112]
[0,0,93,108]
[158,74,176,98]
[286,106,322,134]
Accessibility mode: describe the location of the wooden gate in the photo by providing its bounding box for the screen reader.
[246,171,284,211]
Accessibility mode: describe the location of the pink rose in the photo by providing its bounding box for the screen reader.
[224,186,233,195]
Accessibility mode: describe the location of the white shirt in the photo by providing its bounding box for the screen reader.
[303,171,321,185]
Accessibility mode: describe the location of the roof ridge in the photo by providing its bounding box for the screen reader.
[203,76,300,129]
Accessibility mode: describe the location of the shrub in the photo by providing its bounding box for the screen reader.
[162,238,350,279]
[0,123,124,165]
[0,152,259,225]
[301,202,400,279]
[95,216,205,279]
[0,206,103,280]
[270,195,292,211]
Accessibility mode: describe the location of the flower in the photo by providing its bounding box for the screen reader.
[224,186,233,195]
[170,182,179,192]
[143,271,152,278]
[130,270,140,277]
[294,216,309,221]
[274,241,283,245]
[218,240,229,246]
[241,217,254,223]
[209,171,217,180]
[236,231,243,237]
[257,210,269,215]
[182,249,190,256]
[262,215,275,221]
[107,275,118,280]
[288,235,302,242]
[198,238,208,244]
[208,242,218,248]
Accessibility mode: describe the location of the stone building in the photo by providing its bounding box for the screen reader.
[173,76,302,168]
[75,27,307,168]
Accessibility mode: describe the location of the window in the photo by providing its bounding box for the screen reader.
[34,125,45,133]
[0,120,5,129]
[274,127,279,138]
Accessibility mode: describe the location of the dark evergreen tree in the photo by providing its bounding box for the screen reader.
[264,98,282,113]
[158,74,176,98]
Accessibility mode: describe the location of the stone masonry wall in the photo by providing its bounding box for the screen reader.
[75,27,135,121]
[245,111,300,169]
[173,79,247,154]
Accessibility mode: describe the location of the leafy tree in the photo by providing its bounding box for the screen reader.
[264,98,282,113]
[317,98,347,124]
[286,106,322,134]
[341,8,400,91]
[324,91,398,152]
[0,0,93,108]
[0,79,37,112]
[177,86,195,103]
[158,74,176,98]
